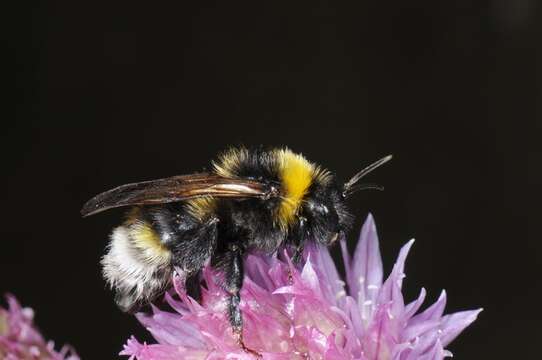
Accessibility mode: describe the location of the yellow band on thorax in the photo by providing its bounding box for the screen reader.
[275,149,314,228]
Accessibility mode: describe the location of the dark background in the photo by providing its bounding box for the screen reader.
[4,1,538,359]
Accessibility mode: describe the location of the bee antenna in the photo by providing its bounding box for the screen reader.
[343,183,384,197]
[343,155,392,197]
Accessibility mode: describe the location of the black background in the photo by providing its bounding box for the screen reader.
[4,1,538,359]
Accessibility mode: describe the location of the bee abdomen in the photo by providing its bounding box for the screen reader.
[101,218,172,312]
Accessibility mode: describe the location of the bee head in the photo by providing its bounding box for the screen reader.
[291,155,392,246]
[294,180,353,246]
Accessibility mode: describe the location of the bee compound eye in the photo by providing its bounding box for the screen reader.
[309,202,328,215]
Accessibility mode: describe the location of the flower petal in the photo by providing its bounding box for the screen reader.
[307,243,346,307]
[439,308,483,347]
[404,288,427,321]
[350,214,384,305]
[410,290,447,326]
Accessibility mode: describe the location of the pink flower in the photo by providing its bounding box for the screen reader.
[0,295,79,360]
[122,214,481,359]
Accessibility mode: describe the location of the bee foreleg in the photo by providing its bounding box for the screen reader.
[288,244,304,284]
[291,215,307,264]
[292,243,304,264]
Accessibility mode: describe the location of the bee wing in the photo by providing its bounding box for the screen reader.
[81,173,273,217]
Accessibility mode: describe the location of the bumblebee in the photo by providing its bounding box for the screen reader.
[82,147,391,335]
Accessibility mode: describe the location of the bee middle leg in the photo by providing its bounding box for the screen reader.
[216,243,261,356]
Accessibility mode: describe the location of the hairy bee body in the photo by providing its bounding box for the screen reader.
[102,148,350,312]
[84,147,390,334]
